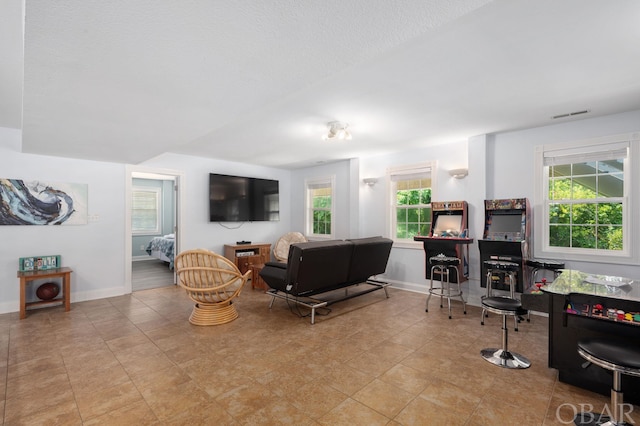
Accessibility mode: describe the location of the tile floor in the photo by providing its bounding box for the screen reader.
[1,284,638,425]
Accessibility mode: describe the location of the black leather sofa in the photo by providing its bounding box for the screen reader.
[260,236,393,323]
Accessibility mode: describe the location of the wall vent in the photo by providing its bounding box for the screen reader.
[551,109,591,119]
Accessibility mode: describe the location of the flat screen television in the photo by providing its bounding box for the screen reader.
[209,173,279,222]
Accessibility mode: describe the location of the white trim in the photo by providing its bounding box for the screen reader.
[533,133,639,265]
[304,175,335,239]
[125,165,184,294]
[385,161,436,244]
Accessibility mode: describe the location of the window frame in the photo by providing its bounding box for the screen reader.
[386,162,436,249]
[304,176,335,240]
[131,186,162,236]
[533,133,639,264]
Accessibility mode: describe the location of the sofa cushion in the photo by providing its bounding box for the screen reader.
[287,240,353,296]
[346,237,393,283]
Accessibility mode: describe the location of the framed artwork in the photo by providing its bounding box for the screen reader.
[0,179,88,225]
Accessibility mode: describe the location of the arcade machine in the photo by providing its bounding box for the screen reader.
[414,200,472,283]
[478,198,531,294]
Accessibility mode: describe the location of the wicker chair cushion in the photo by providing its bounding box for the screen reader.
[273,232,307,262]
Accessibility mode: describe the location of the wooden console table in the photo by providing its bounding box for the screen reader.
[224,243,271,275]
[17,267,72,319]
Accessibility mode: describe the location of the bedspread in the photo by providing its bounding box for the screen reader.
[145,235,175,269]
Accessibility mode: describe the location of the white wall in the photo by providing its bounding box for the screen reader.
[289,110,640,305]
[357,141,469,292]
[290,160,353,239]
[2,109,639,315]
[0,127,127,313]
[139,153,292,256]
[0,130,292,315]
[488,109,640,279]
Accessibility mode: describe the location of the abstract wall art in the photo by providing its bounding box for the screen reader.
[0,179,88,225]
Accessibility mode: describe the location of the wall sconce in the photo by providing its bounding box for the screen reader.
[449,168,468,179]
[363,177,378,186]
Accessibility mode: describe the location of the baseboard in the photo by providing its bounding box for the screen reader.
[0,285,129,316]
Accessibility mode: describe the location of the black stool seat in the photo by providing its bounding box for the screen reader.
[482,296,521,311]
[484,260,519,271]
[481,297,527,321]
[526,259,565,270]
[578,338,640,375]
[429,254,460,265]
[574,338,640,426]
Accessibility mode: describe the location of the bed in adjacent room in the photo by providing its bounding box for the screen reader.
[145,234,175,269]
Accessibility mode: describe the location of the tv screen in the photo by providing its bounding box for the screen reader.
[488,213,522,234]
[433,214,463,237]
[209,174,279,222]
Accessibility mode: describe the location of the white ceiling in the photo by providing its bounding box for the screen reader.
[2,0,640,169]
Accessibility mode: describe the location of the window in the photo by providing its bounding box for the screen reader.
[305,177,334,238]
[387,163,434,244]
[132,187,162,235]
[534,135,638,262]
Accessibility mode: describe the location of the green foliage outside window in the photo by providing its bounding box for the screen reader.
[311,190,331,235]
[395,178,431,239]
[548,160,623,250]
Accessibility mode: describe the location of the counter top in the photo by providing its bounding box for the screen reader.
[542,269,639,302]
[413,236,474,243]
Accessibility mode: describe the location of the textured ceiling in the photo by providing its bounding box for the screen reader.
[3,0,640,168]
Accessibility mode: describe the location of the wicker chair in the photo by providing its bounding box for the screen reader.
[273,232,308,262]
[175,249,251,326]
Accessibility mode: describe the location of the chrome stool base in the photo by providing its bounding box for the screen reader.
[573,412,621,425]
[481,348,531,369]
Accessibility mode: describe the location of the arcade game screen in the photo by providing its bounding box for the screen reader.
[486,213,522,240]
[433,215,463,237]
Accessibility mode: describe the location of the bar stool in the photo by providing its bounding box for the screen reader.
[526,259,564,287]
[479,296,531,369]
[574,338,640,426]
[426,254,466,319]
[483,260,519,298]
[482,260,525,329]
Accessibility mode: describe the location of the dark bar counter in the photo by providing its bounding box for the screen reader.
[542,270,640,404]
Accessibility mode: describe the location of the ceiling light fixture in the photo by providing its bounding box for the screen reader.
[323,121,352,141]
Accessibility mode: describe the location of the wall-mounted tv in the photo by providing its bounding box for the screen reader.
[209,173,279,222]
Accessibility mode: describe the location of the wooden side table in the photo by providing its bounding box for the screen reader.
[17,267,72,319]
[249,263,268,290]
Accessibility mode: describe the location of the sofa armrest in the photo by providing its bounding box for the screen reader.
[264,261,287,269]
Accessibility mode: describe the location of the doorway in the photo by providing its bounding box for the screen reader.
[125,167,184,293]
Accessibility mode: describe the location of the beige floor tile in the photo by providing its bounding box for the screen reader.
[215,381,279,419]
[75,381,144,421]
[352,378,415,418]
[238,399,316,425]
[395,396,468,425]
[163,401,237,425]
[142,379,212,421]
[4,399,82,426]
[319,398,390,426]
[418,378,482,417]
[0,284,638,425]
[379,363,431,395]
[82,401,159,426]
[284,381,349,419]
[4,386,77,423]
